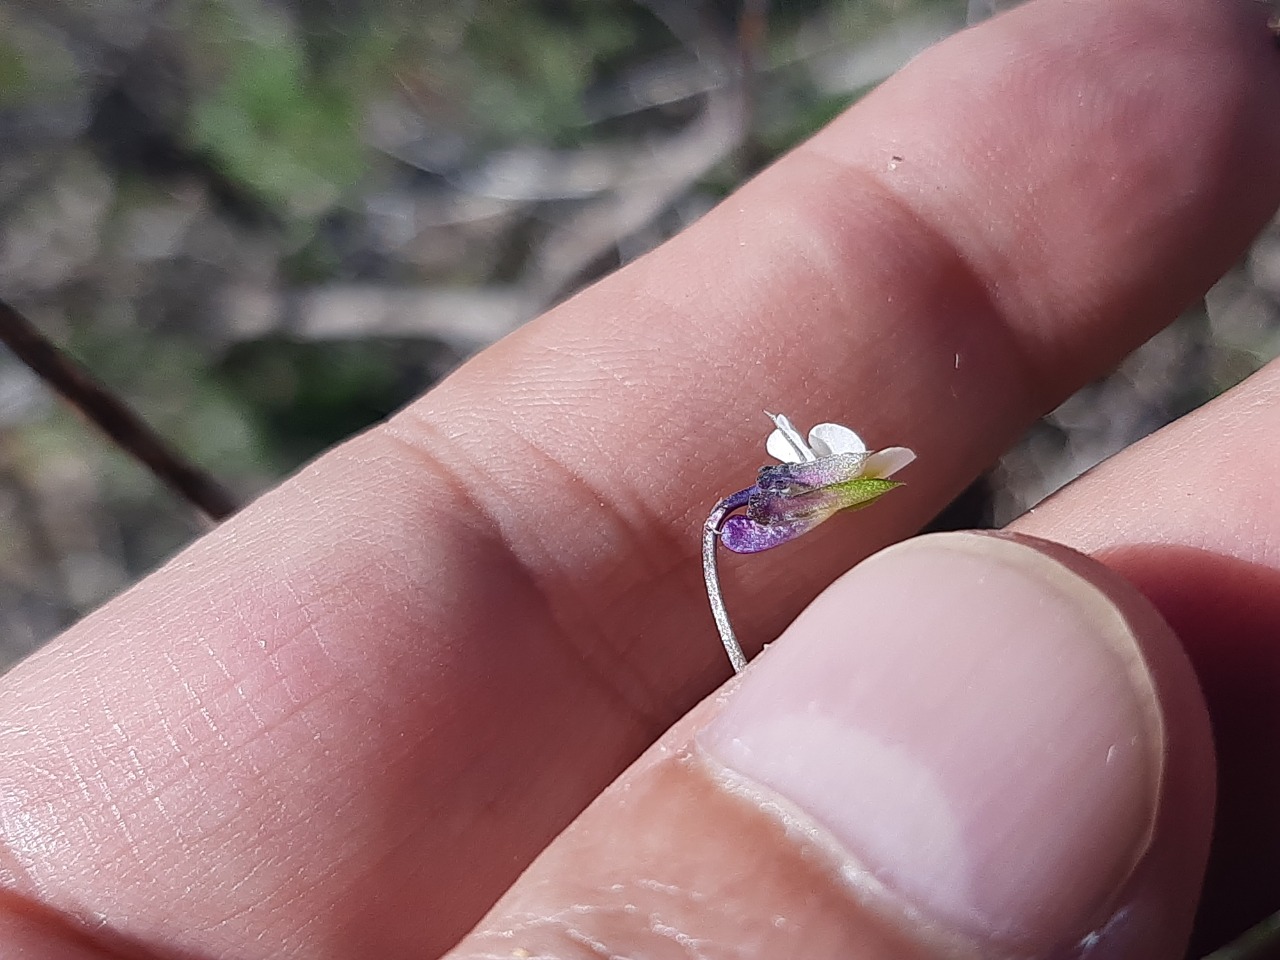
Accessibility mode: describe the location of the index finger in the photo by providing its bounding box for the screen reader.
[3,1,1279,958]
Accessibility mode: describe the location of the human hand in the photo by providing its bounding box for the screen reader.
[3,1,1280,958]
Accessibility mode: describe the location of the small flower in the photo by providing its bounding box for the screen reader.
[718,413,915,554]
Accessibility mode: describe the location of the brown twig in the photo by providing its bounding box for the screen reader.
[734,0,769,174]
[738,0,769,86]
[0,298,238,523]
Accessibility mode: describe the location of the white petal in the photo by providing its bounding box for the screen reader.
[808,422,866,458]
[765,413,814,463]
[861,446,916,479]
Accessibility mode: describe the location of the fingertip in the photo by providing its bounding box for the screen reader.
[454,532,1214,960]
[702,532,1188,955]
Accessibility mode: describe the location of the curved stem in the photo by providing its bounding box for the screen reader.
[703,486,755,673]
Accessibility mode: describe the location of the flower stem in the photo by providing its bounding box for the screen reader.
[703,487,755,673]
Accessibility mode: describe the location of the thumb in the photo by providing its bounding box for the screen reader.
[449,532,1213,960]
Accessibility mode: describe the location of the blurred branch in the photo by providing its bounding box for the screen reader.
[524,0,750,305]
[530,87,743,305]
[0,299,238,522]
[737,0,769,129]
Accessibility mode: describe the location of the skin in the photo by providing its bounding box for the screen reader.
[1,0,1280,956]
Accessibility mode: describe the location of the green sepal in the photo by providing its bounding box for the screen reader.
[831,477,903,511]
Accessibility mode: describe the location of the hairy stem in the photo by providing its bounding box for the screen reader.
[703,486,755,673]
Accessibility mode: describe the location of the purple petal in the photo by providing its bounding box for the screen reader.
[747,485,843,524]
[756,452,869,493]
[747,477,901,525]
[719,514,826,553]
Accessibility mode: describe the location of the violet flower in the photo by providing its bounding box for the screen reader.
[703,414,915,672]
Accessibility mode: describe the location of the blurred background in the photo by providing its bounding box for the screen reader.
[1,0,1278,669]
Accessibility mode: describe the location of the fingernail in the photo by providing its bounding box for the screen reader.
[699,532,1164,955]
